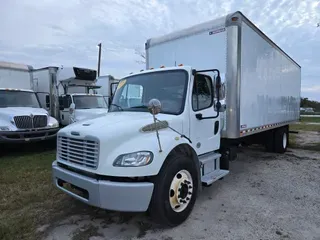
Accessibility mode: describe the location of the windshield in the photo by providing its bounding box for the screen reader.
[109,70,188,115]
[73,95,108,109]
[0,90,40,108]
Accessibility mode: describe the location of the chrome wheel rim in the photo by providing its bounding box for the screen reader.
[283,132,287,149]
[169,169,193,212]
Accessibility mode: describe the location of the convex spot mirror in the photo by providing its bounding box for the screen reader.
[148,99,162,115]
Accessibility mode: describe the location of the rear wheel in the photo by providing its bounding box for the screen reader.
[265,130,275,152]
[148,154,198,227]
[274,126,289,153]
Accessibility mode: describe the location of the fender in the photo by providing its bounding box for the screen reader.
[97,129,198,177]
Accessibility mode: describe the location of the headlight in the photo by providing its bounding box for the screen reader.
[48,122,59,128]
[0,126,9,131]
[113,151,153,167]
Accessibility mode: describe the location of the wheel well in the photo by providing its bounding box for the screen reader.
[165,144,202,193]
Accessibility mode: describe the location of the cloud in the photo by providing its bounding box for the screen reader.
[302,85,320,93]
[0,0,320,101]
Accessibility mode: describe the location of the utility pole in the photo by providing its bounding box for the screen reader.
[97,43,102,77]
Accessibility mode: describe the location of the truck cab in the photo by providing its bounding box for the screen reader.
[0,88,59,143]
[52,65,227,226]
[58,93,108,125]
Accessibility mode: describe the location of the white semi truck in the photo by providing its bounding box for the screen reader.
[33,66,109,126]
[0,61,59,143]
[52,11,301,226]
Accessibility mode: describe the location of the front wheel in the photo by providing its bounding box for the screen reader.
[148,154,198,227]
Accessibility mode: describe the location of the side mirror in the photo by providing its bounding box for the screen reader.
[59,97,64,110]
[215,75,221,96]
[45,95,50,108]
[69,103,75,114]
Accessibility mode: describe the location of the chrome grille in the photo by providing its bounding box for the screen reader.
[14,115,47,129]
[33,115,47,128]
[57,136,99,169]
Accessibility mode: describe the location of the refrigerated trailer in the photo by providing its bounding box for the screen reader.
[33,66,109,126]
[52,11,301,227]
[94,75,119,106]
[0,61,59,143]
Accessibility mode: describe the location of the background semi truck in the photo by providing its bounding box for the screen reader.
[33,66,109,126]
[52,11,301,226]
[0,61,59,143]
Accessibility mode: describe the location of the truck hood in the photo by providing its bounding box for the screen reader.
[60,111,183,139]
[57,111,185,175]
[74,108,108,121]
[0,107,48,119]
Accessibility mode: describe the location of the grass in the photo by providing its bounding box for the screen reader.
[289,125,320,152]
[0,144,97,240]
[300,116,320,123]
[290,124,320,132]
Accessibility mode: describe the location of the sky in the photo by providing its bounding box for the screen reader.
[0,0,319,101]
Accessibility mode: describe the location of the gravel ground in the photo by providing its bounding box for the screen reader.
[295,131,320,147]
[43,147,320,240]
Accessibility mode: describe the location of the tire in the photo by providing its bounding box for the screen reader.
[274,126,289,153]
[148,153,198,227]
[265,130,275,152]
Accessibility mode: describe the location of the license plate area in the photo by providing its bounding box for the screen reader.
[57,179,89,200]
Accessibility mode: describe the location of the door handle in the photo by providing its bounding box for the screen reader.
[195,113,203,120]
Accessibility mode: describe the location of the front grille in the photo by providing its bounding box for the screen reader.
[33,115,48,128]
[57,136,99,169]
[14,115,47,129]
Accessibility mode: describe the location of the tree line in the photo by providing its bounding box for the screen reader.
[301,97,320,112]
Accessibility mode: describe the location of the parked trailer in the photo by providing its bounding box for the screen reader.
[52,11,301,227]
[94,75,119,106]
[33,66,109,126]
[0,61,59,143]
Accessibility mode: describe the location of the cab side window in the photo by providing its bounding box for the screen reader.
[63,95,72,108]
[192,74,213,111]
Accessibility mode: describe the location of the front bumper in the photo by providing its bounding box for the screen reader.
[52,161,154,212]
[0,127,59,143]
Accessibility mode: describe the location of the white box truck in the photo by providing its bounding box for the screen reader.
[33,66,109,126]
[94,75,119,106]
[0,61,59,143]
[52,11,301,226]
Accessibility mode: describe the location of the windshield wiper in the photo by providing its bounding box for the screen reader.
[109,103,123,111]
[129,105,148,109]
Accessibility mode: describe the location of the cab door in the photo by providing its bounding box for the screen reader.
[59,94,72,126]
[189,73,221,155]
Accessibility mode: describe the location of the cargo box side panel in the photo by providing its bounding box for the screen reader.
[33,69,51,93]
[147,27,227,74]
[0,68,32,90]
[239,22,301,135]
